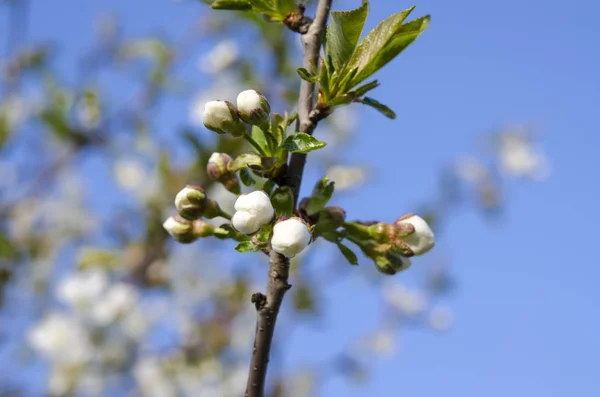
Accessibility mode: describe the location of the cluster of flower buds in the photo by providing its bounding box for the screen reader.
[230,190,312,258]
[344,214,434,275]
[203,89,271,136]
[207,152,241,194]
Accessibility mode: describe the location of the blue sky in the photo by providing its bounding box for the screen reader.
[11,0,600,396]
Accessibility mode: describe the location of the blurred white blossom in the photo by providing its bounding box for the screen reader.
[455,156,489,184]
[198,40,239,74]
[363,329,397,356]
[91,282,138,326]
[382,282,427,316]
[134,357,177,397]
[28,312,92,365]
[326,165,366,191]
[428,305,454,331]
[499,132,550,180]
[57,269,108,309]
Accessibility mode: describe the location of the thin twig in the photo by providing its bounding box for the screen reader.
[285,0,333,205]
[244,1,333,396]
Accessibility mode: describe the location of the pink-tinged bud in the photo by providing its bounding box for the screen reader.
[175,185,207,220]
[236,89,271,130]
[207,152,241,195]
[163,215,198,244]
[203,100,246,137]
[394,214,434,256]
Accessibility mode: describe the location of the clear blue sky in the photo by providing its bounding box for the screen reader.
[14,0,600,396]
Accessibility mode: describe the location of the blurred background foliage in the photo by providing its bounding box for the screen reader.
[0,0,548,396]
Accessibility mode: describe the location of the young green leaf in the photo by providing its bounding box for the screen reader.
[304,177,335,215]
[337,242,359,265]
[270,186,294,217]
[252,224,273,249]
[211,0,252,11]
[297,67,319,83]
[251,125,272,155]
[358,97,396,119]
[347,9,429,89]
[239,168,256,186]
[352,80,380,97]
[325,0,369,71]
[228,153,262,171]
[280,133,327,154]
[235,241,260,253]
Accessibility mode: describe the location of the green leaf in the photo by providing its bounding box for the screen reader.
[345,8,429,89]
[228,154,262,171]
[297,67,318,83]
[280,133,327,154]
[358,97,396,119]
[304,177,335,215]
[251,125,271,155]
[239,168,256,186]
[325,0,369,71]
[262,180,275,195]
[352,80,380,97]
[275,0,296,15]
[337,243,359,265]
[235,241,260,253]
[211,0,252,10]
[271,186,294,217]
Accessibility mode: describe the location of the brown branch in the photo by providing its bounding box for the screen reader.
[245,1,333,396]
[245,251,291,397]
[285,0,333,205]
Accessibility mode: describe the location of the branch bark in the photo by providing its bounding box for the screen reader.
[285,0,333,205]
[245,1,333,396]
[244,251,291,397]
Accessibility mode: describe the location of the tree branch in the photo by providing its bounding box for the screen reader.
[245,1,333,396]
[285,0,333,205]
[245,251,291,397]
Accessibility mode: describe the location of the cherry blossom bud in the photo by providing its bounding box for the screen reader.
[271,217,311,258]
[207,152,241,195]
[394,214,434,256]
[236,89,271,129]
[231,190,275,234]
[203,100,246,137]
[163,215,198,244]
[175,185,207,220]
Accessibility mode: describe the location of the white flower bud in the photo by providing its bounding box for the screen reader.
[395,215,434,256]
[271,217,311,258]
[236,89,270,129]
[231,191,275,234]
[174,185,207,220]
[162,215,197,244]
[203,100,246,137]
